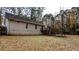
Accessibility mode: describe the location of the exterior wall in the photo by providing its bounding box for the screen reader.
[0,12,1,25]
[5,18,9,32]
[7,20,42,35]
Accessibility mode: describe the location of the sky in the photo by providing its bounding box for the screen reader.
[0,0,79,16]
[43,7,71,16]
[42,0,79,16]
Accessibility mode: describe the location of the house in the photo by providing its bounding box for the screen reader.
[0,12,44,35]
[0,11,1,24]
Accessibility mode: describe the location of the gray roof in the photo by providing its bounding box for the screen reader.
[5,12,44,26]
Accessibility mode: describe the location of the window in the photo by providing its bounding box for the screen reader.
[26,23,28,29]
[35,25,37,29]
[42,26,43,30]
[4,18,6,25]
[0,18,1,25]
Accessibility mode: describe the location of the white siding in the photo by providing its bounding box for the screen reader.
[7,21,42,35]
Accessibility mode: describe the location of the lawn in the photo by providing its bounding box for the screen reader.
[0,35,79,51]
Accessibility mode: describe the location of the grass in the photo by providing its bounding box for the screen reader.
[0,35,79,51]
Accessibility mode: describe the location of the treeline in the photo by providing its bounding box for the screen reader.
[41,7,79,35]
[0,7,44,22]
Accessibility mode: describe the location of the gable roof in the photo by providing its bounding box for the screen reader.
[5,12,44,26]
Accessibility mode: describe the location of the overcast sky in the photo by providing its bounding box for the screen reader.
[0,0,79,16]
[42,0,79,16]
[43,7,71,16]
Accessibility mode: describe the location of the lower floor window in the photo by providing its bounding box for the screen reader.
[26,23,28,29]
[35,25,37,29]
